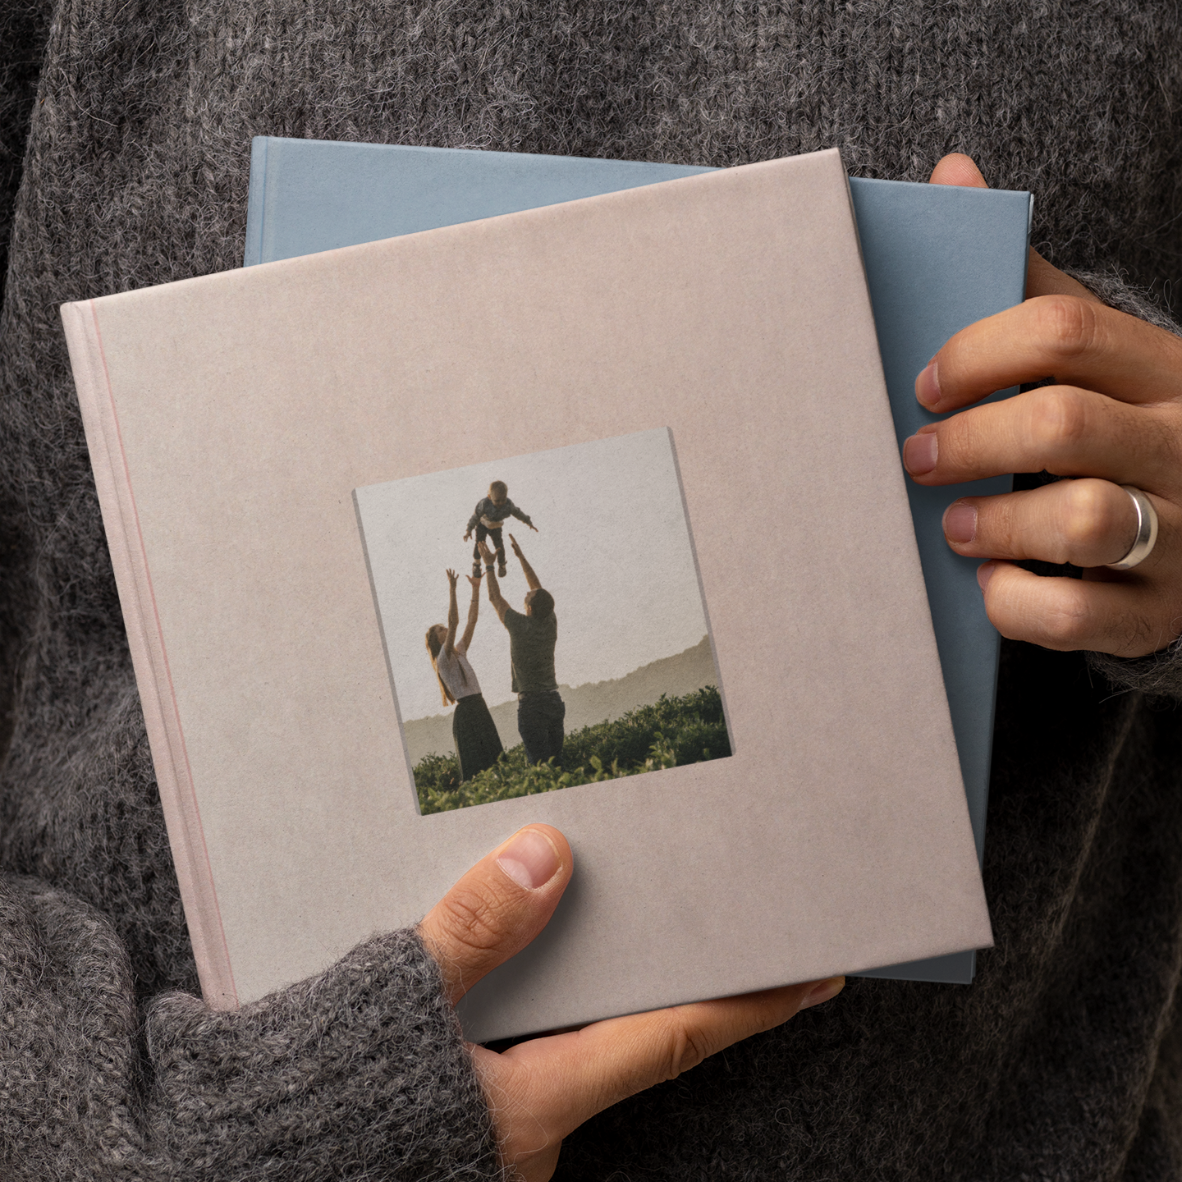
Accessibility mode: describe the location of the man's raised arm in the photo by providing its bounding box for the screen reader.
[477,540,511,622]
[508,534,541,591]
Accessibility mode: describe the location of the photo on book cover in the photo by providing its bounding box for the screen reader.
[354,428,731,814]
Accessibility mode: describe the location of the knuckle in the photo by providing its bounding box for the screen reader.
[936,421,969,469]
[661,1016,712,1081]
[1060,481,1120,553]
[930,413,981,472]
[436,884,503,957]
[1028,387,1090,458]
[1034,294,1101,363]
[1038,583,1095,648]
[983,493,1021,548]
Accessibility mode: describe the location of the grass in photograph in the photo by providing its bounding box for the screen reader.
[415,685,730,814]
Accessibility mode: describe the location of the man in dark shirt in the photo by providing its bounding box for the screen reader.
[478,534,565,766]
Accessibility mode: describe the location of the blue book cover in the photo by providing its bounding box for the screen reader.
[245,138,1031,985]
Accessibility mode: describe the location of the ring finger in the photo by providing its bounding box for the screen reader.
[942,478,1168,571]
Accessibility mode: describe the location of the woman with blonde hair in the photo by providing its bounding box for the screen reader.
[426,569,504,781]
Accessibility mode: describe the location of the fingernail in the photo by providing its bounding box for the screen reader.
[943,501,977,544]
[977,562,996,591]
[801,977,845,1010]
[497,828,561,890]
[916,360,942,409]
[902,430,938,475]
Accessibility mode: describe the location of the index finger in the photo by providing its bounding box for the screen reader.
[918,295,1182,412]
[477,978,843,1144]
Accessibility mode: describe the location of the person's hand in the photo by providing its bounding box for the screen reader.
[467,574,482,591]
[477,539,495,564]
[446,568,459,591]
[464,530,473,542]
[527,522,538,533]
[908,153,1182,657]
[419,825,843,1182]
[508,533,523,556]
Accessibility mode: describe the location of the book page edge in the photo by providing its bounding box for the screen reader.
[60,299,239,1009]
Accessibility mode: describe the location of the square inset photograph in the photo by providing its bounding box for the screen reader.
[354,428,730,813]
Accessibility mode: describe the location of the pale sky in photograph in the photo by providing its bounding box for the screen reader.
[355,429,710,722]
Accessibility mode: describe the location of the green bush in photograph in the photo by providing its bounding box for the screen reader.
[415,685,730,814]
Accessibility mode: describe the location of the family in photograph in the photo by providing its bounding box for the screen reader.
[427,488,563,778]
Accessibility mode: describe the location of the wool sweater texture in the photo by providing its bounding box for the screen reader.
[3,2,1182,1179]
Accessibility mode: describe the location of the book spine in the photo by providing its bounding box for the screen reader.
[60,300,239,1009]
[242,136,270,267]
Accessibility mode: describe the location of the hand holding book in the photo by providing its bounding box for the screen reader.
[427,153,1182,1182]
[917,155,1182,657]
[419,824,842,1182]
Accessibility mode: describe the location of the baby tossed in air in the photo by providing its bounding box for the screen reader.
[464,480,537,577]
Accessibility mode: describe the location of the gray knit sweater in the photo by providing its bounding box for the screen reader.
[3,2,1182,1179]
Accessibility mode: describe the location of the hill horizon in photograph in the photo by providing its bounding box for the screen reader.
[401,633,717,767]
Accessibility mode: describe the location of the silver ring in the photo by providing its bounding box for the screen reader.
[1106,485,1159,570]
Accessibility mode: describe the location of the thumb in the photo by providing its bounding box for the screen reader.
[419,825,572,1006]
[927,151,1099,304]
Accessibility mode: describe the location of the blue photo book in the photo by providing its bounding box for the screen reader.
[244,138,1031,985]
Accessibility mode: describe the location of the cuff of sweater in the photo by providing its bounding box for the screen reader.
[1064,266,1181,336]
[1062,268,1182,698]
[145,927,503,1181]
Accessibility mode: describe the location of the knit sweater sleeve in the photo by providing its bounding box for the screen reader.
[1062,268,1182,699]
[0,874,502,1181]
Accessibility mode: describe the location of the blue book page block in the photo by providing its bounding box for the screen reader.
[246,138,1031,985]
